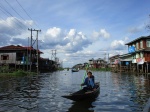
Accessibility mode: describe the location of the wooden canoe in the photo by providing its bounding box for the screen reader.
[62,83,100,101]
[71,69,79,72]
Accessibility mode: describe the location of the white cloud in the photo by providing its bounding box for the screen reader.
[109,36,129,51]
[46,27,62,37]
[110,40,125,50]
[92,29,110,40]
[43,27,66,47]
[43,27,91,52]
[0,17,33,36]
[63,58,67,62]
[0,17,34,46]
[0,18,92,53]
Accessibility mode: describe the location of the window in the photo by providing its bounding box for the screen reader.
[140,40,143,48]
[140,52,143,58]
[1,55,9,60]
[146,39,150,47]
[136,42,139,50]
[132,55,136,59]
[136,53,139,58]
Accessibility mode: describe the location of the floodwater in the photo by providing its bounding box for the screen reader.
[0,70,150,112]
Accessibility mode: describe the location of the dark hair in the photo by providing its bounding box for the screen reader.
[87,71,92,75]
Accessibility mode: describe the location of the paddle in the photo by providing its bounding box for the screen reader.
[80,64,89,89]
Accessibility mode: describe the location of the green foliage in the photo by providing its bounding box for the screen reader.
[57,67,64,71]
[12,70,27,76]
[0,65,10,73]
[0,68,36,77]
[88,68,111,71]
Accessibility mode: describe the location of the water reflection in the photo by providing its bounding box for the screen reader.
[68,99,96,112]
[0,71,150,112]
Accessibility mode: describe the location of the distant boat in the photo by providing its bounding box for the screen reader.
[71,68,79,72]
[62,83,100,101]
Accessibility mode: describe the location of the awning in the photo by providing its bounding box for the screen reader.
[120,59,132,61]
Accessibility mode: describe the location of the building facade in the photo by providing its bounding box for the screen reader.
[0,45,56,72]
[89,58,107,68]
[125,36,150,73]
[110,36,150,73]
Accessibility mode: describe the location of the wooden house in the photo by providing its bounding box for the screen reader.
[125,35,150,73]
[89,58,107,68]
[0,45,56,72]
[109,55,120,72]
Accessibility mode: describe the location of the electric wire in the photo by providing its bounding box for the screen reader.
[4,0,25,21]
[4,0,33,28]
[15,0,40,29]
[0,5,24,33]
[0,3,25,30]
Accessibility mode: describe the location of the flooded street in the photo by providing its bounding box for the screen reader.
[0,70,150,112]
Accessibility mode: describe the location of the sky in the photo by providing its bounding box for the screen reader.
[0,0,150,67]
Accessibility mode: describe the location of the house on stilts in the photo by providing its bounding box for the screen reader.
[109,35,150,74]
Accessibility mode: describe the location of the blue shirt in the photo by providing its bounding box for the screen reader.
[83,76,95,88]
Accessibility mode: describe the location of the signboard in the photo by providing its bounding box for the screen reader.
[126,62,129,65]
[128,46,136,53]
[137,58,145,65]
[132,59,136,63]
[114,59,119,64]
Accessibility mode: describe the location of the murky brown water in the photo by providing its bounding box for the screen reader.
[0,70,150,112]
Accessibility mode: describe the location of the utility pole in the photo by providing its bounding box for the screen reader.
[51,49,57,69]
[27,37,29,71]
[104,53,106,61]
[34,29,41,74]
[108,53,109,63]
[28,28,41,74]
[51,49,57,61]
[28,28,33,72]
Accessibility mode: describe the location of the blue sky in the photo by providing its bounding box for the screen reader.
[0,0,150,67]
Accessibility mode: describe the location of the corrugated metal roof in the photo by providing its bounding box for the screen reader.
[125,35,150,45]
[0,45,43,53]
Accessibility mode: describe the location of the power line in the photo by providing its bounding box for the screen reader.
[0,3,25,30]
[15,0,40,28]
[15,0,32,20]
[4,0,33,28]
[0,5,24,32]
[0,3,13,17]
[4,0,25,21]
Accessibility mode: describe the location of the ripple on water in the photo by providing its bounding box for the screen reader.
[0,71,149,112]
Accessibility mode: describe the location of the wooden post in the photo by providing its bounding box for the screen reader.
[147,62,149,73]
[137,64,139,73]
[142,64,143,73]
[130,62,131,72]
[15,61,16,71]
[23,52,25,71]
[120,62,122,73]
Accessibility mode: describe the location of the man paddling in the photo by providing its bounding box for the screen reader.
[81,71,95,91]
